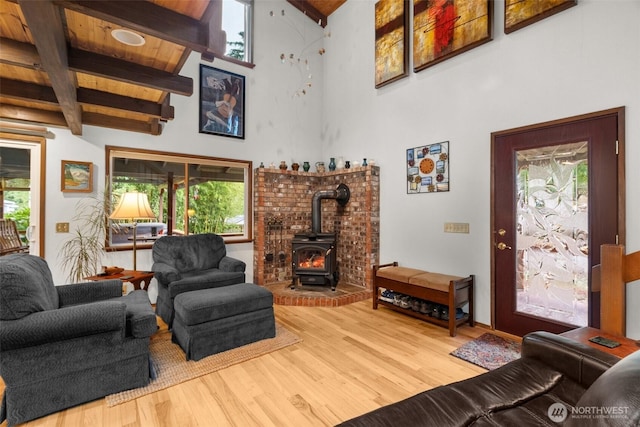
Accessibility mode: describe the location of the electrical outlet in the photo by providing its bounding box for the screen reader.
[444,222,469,233]
[55,222,69,233]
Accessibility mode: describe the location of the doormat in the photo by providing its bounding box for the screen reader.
[106,323,301,406]
[450,332,521,370]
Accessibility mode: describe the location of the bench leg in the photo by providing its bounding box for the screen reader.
[448,287,456,337]
[373,281,379,309]
[468,275,475,327]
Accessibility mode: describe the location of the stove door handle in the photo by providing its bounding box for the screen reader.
[325,248,332,256]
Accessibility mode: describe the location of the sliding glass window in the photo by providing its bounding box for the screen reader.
[106,146,252,249]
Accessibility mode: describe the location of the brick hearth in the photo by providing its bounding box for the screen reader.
[264,282,372,307]
[254,165,380,305]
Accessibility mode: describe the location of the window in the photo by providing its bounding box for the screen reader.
[106,146,252,249]
[222,0,253,65]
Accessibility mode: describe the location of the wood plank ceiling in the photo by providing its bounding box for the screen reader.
[0,0,345,136]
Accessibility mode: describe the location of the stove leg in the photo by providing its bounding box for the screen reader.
[328,275,336,291]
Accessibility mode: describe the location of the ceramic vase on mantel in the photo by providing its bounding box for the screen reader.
[336,156,345,170]
[329,157,336,171]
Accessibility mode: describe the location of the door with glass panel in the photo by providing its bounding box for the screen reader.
[0,140,44,256]
[492,109,623,337]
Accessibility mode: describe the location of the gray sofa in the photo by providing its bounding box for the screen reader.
[0,254,157,426]
[152,233,246,327]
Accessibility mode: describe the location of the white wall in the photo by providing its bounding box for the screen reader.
[43,0,326,287]
[322,0,640,337]
[38,0,640,337]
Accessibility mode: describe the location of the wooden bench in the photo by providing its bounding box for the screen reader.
[373,262,474,336]
[0,219,29,256]
[591,244,640,337]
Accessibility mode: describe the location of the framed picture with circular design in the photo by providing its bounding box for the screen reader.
[406,141,449,194]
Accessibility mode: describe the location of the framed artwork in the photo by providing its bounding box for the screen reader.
[413,0,493,72]
[375,0,409,88]
[505,0,576,34]
[407,141,449,194]
[61,160,93,193]
[199,64,245,139]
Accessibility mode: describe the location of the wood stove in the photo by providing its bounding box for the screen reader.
[291,233,337,289]
[291,184,350,291]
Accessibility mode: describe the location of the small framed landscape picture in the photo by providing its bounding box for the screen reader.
[199,64,245,139]
[61,160,93,193]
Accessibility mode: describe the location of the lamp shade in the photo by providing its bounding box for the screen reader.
[109,192,155,220]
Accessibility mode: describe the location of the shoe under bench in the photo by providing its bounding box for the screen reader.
[373,262,475,337]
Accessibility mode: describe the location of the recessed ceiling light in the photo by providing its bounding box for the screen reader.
[111,29,145,46]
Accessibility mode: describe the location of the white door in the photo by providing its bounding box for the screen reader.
[0,139,44,256]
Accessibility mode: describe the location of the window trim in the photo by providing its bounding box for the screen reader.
[105,145,252,248]
[222,0,254,68]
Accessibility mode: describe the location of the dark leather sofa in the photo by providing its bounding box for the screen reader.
[338,331,640,426]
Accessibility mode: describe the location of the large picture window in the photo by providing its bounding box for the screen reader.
[106,146,252,249]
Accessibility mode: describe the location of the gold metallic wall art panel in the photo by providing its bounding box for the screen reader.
[413,0,492,72]
[375,0,409,88]
[505,0,577,34]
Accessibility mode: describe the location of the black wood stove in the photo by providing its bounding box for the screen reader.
[291,184,350,291]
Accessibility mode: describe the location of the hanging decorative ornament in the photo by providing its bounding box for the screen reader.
[270,9,330,97]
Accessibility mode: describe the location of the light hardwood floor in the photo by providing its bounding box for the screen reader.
[5,301,499,427]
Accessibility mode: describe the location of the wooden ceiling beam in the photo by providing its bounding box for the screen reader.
[17,0,83,135]
[77,88,174,120]
[286,0,328,27]
[68,48,193,96]
[83,112,162,136]
[0,38,42,69]
[0,104,68,128]
[55,0,225,61]
[0,78,175,120]
[160,94,173,122]
[0,78,58,105]
[0,38,192,97]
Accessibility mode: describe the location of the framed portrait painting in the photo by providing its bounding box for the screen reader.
[375,0,409,88]
[199,65,245,139]
[505,0,576,34]
[407,142,449,194]
[413,0,493,72]
[61,160,93,193]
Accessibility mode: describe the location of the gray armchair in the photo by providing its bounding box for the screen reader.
[0,254,157,426]
[152,233,246,327]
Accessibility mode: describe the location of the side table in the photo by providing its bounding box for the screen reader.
[561,327,639,358]
[85,270,155,291]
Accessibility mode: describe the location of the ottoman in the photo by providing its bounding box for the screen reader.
[172,283,276,361]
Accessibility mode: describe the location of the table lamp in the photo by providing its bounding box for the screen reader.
[109,192,155,270]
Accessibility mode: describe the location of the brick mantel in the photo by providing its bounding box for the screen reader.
[253,166,380,290]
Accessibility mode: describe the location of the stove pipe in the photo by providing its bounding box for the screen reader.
[311,183,350,234]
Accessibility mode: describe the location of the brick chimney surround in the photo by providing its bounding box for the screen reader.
[254,165,380,306]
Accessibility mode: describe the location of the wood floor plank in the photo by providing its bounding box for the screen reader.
[3,300,492,427]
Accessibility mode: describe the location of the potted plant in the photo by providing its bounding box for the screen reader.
[59,188,115,282]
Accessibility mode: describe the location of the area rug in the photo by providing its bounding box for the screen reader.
[450,333,521,371]
[106,323,301,406]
